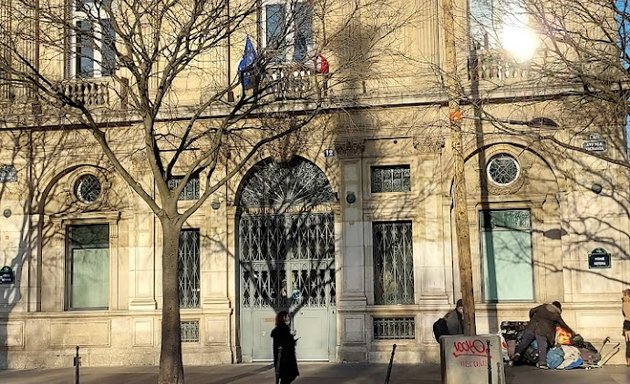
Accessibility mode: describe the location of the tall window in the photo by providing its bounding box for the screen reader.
[179,229,200,308]
[480,210,534,302]
[469,0,535,58]
[67,224,109,309]
[469,0,494,49]
[71,0,116,77]
[263,1,313,62]
[373,221,415,305]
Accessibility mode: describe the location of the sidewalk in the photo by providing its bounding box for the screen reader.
[0,363,628,384]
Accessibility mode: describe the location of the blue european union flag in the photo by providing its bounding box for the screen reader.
[238,35,257,89]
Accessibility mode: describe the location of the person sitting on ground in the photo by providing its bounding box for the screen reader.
[444,299,464,335]
[511,301,576,369]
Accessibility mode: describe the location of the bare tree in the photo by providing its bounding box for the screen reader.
[0,0,413,382]
[465,0,629,164]
[434,0,630,335]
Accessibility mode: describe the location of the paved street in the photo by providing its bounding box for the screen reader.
[0,363,628,384]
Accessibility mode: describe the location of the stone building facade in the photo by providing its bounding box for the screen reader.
[0,0,629,369]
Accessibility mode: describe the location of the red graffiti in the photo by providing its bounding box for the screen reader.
[452,339,488,358]
[459,360,487,368]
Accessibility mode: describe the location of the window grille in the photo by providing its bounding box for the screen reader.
[486,154,519,186]
[74,174,102,203]
[371,165,410,193]
[239,213,336,308]
[180,320,200,342]
[0,75,12,101]
[179,229,200,308]
[238,156,336,313]
[373,317,415,340]
[168,176,200,200]
[239,157,335,208]
[373,221,415,305]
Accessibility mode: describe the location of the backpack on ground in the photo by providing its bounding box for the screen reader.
[433,318,449,342]
[572,336,601,364]
[521,340,539,365]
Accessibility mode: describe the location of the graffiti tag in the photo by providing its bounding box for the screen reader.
[452,339,488,358]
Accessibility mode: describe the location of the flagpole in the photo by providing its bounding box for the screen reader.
[226,0,234,101]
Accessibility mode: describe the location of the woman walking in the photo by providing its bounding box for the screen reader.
[623,289,630,366]
[271,311,299,384]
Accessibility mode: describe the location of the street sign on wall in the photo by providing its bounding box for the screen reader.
[583,133,607,152]
[588,248,611,269]
[582,140,607,152]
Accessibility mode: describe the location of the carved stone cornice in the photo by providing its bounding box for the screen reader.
[334,140,365,159]
[268,132,304,164]
[481,175,525,195]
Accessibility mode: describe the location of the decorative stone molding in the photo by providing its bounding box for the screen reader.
[480,167,526,195]
[64,168,114,211]
[268,132,305,164]
[335,140,365,159]
[413,136,445,153]
[50,210,122,225]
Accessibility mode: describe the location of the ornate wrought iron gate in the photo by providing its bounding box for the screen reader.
[237,157,336,361]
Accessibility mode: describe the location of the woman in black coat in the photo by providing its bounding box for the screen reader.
[271,311,299,384]
[622,289,630,366]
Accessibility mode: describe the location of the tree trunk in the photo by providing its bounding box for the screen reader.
[158,219,185,384]
[442,0,477,336]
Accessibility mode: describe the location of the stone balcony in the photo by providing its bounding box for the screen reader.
[57,78,112,107]
[467,48,529,82]
[263,64,328,101]
[57,77,132,111]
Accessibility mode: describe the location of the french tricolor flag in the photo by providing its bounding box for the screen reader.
[315,54,329,74]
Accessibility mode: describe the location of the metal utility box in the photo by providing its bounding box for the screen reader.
[440,334,506,384]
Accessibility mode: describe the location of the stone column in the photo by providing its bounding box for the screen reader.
[198,197,233,364]
[202,204,232,307]
[128,210,157,310]
[335,140,368,362]
[413,137,450,303]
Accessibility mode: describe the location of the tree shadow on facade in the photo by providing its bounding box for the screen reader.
[0,129,120,368]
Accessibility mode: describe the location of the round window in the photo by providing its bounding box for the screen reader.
[487,154,520,186]
[74,174,102,203]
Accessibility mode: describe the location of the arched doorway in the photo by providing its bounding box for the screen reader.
[237,157,337,361]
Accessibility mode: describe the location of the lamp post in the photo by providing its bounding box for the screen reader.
[442,0,476,336]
